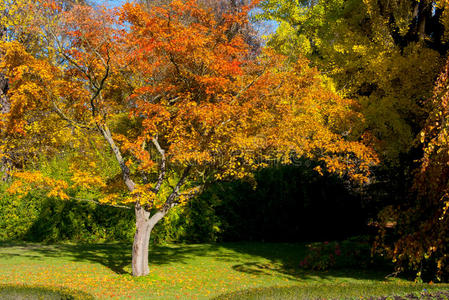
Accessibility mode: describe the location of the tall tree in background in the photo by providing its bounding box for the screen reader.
[0,0,87,181]
[0,55,9,182]
[257,0,449,280]
[0,0,48,181]
[376,55,449,281]
[1,0,377,276]
[257,0,446,162]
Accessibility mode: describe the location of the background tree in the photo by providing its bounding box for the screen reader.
[0,0,89,181]
[257,0,446,163]
[256,3,449,279]
[374,54,449,281]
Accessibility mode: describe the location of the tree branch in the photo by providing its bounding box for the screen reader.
[152,137,166,193]
[71,196,131,210]
[148,165,192,227]
[89,47,110,115]
[175,184,204,204]
[99,124,136,192]
[162,165,192,213]
[52,98,94,130]
[233,66,267,102]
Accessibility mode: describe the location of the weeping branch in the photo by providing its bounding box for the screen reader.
[71,196,132,210]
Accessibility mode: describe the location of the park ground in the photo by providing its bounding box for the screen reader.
[0,242,448,299]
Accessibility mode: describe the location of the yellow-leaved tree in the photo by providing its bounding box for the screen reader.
[375,55,449,281]
[258,0,445,162]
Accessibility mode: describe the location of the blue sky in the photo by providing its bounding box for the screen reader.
[94,0,126,7]
[91,0,278,37]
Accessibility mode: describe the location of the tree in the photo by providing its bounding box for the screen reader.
[0,0,82,181]
[257,0,446,163]
[374,54,449,281]
[257,4,449,273]
[0,72,9,181]
[1,0,377,276]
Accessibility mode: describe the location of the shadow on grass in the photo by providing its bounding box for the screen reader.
[220,242,393,282]
[211,283,449,300]
[0,242,132,274]
[0,241,224,275]
[0,284,94,300]
[0,241,393,283]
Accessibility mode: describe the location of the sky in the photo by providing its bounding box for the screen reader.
[91,0,279,37]
[93,0,126,8]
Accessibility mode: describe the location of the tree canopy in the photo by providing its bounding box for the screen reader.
[0,0,377,276]
[257,0,446,162]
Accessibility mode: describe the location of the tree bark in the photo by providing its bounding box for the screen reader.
[0,72,11,182]
[131,204,167,276]
[132,203,152,276]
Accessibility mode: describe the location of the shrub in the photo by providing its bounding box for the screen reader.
[299,236,375,270]
[0,185,135,243]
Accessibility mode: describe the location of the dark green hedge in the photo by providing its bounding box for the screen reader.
[0,163,369,244]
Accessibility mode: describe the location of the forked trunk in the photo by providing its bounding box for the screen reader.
[132,204,152,276]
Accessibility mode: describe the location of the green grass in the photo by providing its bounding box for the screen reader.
[0,284,94,300]
[212,283,447,299]
[0,241,447,299]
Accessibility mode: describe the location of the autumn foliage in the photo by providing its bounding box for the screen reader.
[0,0,377,276]
[374,57,449,281]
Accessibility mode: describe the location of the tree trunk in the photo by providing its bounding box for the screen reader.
[0,157,11,182]
[132,203,152,276]
[0,72,10,182]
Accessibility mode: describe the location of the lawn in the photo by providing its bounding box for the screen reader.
[0,242,447,299]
